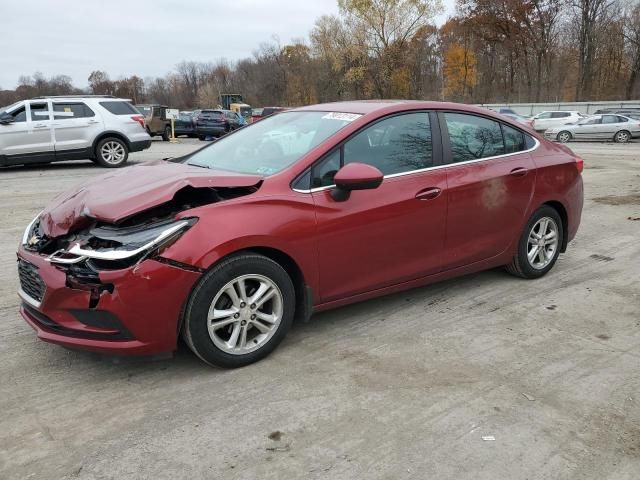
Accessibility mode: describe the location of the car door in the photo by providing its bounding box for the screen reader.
[52,102,104,157]
[548,112,571,129]
[600,114,623,139]
[440,112,537,269]
[0,102,31,160]
[574,116,602,139]
[533,111,552,131]
[18,100,55,161]
[309,111,448,302]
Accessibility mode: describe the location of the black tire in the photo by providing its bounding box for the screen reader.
[505,205,563,279]
[614,130,630,143]
[556,131,572,143]
[198,135,206,141]
[182,253,296,368]
[94,137,129,168]
[162,125,171,141]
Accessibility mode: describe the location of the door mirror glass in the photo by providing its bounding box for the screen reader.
[331,162,383,201]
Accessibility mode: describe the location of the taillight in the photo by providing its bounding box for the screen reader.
[131,115,145,129]
[575,156,584,173]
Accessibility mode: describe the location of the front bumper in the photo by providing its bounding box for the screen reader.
[17,248,201,356]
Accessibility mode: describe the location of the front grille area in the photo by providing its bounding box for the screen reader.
[18,259,46,302]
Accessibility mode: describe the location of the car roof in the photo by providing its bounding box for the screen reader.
[292,100,513,117]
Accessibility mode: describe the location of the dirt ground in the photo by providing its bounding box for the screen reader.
[0,138,639,479]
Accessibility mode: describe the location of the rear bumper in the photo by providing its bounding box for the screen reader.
[17,249,201,356]
[196,126,225,136]
[130,139,152,152]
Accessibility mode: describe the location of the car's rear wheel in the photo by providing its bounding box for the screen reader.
[557,131,572,143]
[505,206,563,279]
[95,137,128,168]
[182,253,295,368]
[614,130,630,143]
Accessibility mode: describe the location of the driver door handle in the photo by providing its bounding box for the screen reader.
[510,167,529,177]
[33,123,48,129]
[415,187,442,201]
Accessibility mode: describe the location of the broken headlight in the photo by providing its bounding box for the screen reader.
[48,217,197,267]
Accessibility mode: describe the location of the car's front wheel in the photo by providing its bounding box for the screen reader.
[557,131,572,143]
[505,206,563,279]
[182,253,295,368]
[95,137,129,167]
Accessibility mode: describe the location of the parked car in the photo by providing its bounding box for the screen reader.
[135,104,173,141]
[531,111,584,131]
[16,101,583,368]
[174,111,196,137]
[0,95,150,168]
[593,107,640,115]
[252,106,287,123]
[544,114,640,143]
[194,109,241,140]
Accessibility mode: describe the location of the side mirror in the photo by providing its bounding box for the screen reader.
[331,162,383,201]
[0,112,14,125]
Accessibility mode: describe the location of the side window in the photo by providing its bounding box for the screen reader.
[99,101,138,115]
[536,112,552,119]
[444,113,504,163]
[503,124,526,153]
[311,149,341,188]
[343,112,432,175]
[53,103,95,119]
[10,106,27,123]
[617,116,629,123]
[29,103,50,121]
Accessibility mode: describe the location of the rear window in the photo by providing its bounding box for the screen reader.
[201,111,224,119]
[99,101,138,115]
[136,106,152,116]
[53,103,95,119]
[551,112,571,118]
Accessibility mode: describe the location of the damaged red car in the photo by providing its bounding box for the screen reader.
[17,101,583,368]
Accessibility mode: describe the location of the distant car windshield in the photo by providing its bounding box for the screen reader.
[136,106,152,115]
[186,111,361,175]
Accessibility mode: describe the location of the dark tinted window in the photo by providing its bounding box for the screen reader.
[311,149,341,188]
[551,112,571,118]
[618,115,631,122]
[343,112,432,175]
[536,112,552,119]
[136,106,152,116]
[503,124,526,153]
[100,101,138,115]
[10,106,26,122]
[445,113,504,162]
[53,103,95,119]
[200,111,224,120]
[29,103,49,121]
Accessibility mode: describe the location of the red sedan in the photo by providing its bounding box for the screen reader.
[17,101,584,368]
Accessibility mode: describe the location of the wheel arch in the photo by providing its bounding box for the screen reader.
[92,131,131,157]
[541,200,569,252]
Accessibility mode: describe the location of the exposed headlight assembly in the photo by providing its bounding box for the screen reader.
[47,218,197,266]
[21,212,42,246]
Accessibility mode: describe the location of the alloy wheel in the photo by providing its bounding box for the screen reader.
[527,217,559,270]
[207,274,283,355]
[557,131,571,143]
[615,131,629,143]
[100,141,126,164]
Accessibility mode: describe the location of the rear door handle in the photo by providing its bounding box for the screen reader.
[33,123,48,129]
[510,167,528,177]
[415,187,442,201]
[87,120,100,124]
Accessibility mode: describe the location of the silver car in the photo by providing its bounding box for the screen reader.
[544,114,640,143]
[0,96,151,168]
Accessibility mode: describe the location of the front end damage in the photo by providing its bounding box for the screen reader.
[17,181,259,355]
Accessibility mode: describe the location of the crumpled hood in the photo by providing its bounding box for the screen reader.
[39,160,262,238]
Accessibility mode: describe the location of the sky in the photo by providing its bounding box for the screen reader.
[1,0,456,89]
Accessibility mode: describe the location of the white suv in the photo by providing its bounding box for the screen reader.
[0,96,151,168]
[531,111,584,132]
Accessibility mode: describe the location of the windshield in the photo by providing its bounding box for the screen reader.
[0,101,21,113]
[136,106,152,116]
[186,111,360,175]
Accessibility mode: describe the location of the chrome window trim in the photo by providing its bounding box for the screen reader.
[18,287,42,309]
[292,136,540,194]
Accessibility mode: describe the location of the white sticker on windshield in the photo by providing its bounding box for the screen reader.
[322,112,361,122]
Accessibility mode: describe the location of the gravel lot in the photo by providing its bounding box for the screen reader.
[1,138,639,479]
